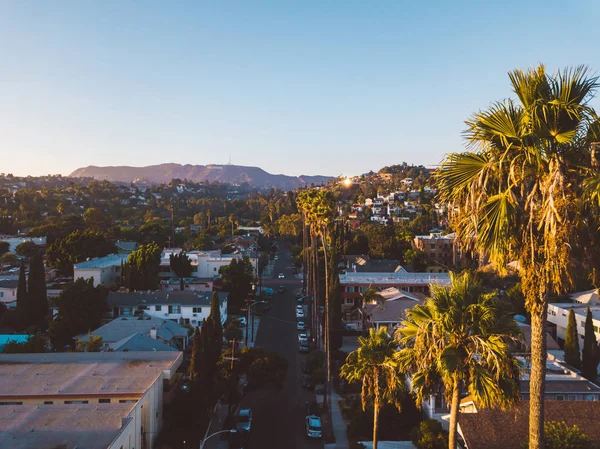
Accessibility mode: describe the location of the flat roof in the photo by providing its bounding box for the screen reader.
[78,316,188,343]
[0,352,182,399]
[74,254,129,270]
[549,302,600,321]
[339,272,451,286]
[0,403,135,449]
[108,290,228,307]
[0,280,18,289]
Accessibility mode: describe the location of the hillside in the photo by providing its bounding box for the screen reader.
[69,164,333,190]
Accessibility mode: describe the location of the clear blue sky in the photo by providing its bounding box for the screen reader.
[1,1,599,177]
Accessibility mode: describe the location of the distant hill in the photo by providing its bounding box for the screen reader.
[69,164,333,190]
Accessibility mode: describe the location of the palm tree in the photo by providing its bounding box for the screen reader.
[436,65,599,449]
[340,326,406,449]
[362,285,386,310]
[395,271,520,449]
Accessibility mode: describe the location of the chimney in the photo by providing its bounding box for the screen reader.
[150,327,157,339]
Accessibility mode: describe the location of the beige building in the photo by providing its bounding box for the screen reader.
[413,232,458,267]
[0,351,182,449]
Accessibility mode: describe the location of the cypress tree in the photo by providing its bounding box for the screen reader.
[564,308,582,370]
[582,307,600,381]
[189,326,202,385]
[27,252,48,330]
[15,260,28,329]
[209,291,223,346]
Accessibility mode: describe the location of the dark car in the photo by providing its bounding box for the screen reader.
[298,343,309,353]
[278,286,286,293]
[301,362,311,374]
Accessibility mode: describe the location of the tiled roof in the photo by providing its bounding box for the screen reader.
[458,401,600,449]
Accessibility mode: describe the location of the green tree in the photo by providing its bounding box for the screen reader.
[362,286,386,310]
[189,326,203,384]
[410,419,448,449]
[15,260,28,330]
[581,307,600,382]
[48,278,109,349]
[219,256,254,309]
[169,251,192,290]
[224,321,243,341]
[0,253,18,267]
[27,251,48,330]
[340,327,407,449]
[538,421,591,449]
[564,309,582,370]
[76,332,103,352]
[436,65,599,449]
[3,334,48,353]
[0,240,8,256]
[396,271,520,449]
[15,241,38,258]
[46,230,115,276]
[83,207,111,232]
[122,242,162,291]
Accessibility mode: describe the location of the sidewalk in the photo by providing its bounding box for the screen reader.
[324,392,349,449]
[241,314,261,348]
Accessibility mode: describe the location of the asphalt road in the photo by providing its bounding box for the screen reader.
[237,242,323,449]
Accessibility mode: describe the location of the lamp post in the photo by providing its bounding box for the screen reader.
[249,300,267,343]
[199,429,236,449]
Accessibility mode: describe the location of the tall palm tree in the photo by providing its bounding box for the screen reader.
[436,65,599,449]
[362,285,386,309]
[395,271,520,449]
[341,326,406,449]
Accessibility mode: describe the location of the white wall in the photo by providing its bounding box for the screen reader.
[74,266,120,287]
[547,304,600,347]
[139,300,228,328]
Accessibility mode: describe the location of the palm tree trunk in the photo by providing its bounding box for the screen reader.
[448,377,461,449]
[373,400,379,449]
[529,304,548,449]
[322,227,331,414]
[313,236,320,349]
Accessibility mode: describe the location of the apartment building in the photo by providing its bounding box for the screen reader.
[413,232,458,267]
[159,249,257,279]
[73,253,129,287]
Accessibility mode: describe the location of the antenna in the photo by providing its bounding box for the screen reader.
[228,153,232,165]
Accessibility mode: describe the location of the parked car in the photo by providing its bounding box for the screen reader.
[298,333,308,344]
[305,415,322,439]
[274,255,279,260]
[236,409,253,432]
[237,317,247,327]
[278,286,286,293]
[278,273,285,279]
[298,343,309,353]
[296,309,304,319]
[295,292,302,299]
[296,304,303,311]
[297,321,306,331]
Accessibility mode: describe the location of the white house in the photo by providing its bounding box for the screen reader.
[107,291,228,328]
[0,351,182,449]
[73,254,129,287]
[547,302,600,348]
[0,279,17,308]
[159,249,256,279]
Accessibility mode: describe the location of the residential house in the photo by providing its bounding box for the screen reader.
[73,254,129,288]
[107,291,228,328]
[339,270,450,321]
[458,400,600,449]
[0,279,17,308]
[77,316,189,351]
[413,232,458,267]
[0,236,46,253]
[547,302,600,353]
[160,277,214,292]
[361,289,422,330]
[115,241,139,254]
[0,351,182,449]
[159,249,257,280]
[570,288,600,304]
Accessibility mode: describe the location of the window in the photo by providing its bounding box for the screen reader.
[0,402,23,405]
[155,305,162,311]
[168,305,181,314]
[595,326,599,333]
[0,292,3,298]
[193,307,202,313]
[64,400,89,404]
[99,399,111,404]
[44,401,53,405]
[568,395,577,401]
[214,267,217,271]
[582,321,586,328]
[344,298,355,305]
[585,394,596,401]
[556,395,564,401]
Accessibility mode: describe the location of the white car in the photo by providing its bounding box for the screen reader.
[296,304,303,312]
[278,273,285,279]
[298,333,308,344]
[296,309,305,319]
[297,321,306,331]
[274,255,279,260]
[306,415,322,439]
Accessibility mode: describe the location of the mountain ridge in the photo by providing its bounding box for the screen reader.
[69,163,334,190]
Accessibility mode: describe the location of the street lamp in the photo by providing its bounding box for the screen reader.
[248,300,268,343]
[199,429,236,449]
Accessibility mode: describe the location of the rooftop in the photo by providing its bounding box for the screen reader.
[549,302,600,321]
[108,290,228,307]
[364,298,423,324]
[339,271,451,286]
[569,288,600,304]
[0,280,18,289]
[73,253,129,270]
[0,351,182,399]
[111,332,178,352]
[78,316,188,344]
[0,403,135,449]
[352,259,405,273]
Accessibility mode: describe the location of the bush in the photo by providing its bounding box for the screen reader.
[543,421,590,449]
[410,419,448,449]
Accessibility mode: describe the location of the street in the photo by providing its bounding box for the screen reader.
[237,242,323,449]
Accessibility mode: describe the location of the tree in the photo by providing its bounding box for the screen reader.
[0,253,17,267]
[76,332,103,352]
[15,241,38,258]
[362,286,386,310]
[396,271,520,449]
[122,242,162,291]
[15,260,28,330]
[538,421,591,449]
[169,251,192,290]
[341,327,406,449]
[27,251,48,330]
[46,230,115,276]
[48,278,109,349]
[0,240,8,256]
[219,256,254,309]
[564,309,582,370]
[2,334,48,353]
[582,307,600,382]
[189,326,203,385]
[83,207,111,232]
[224,321,243,341]
[410,419,448,449]
[436,65,599,449]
